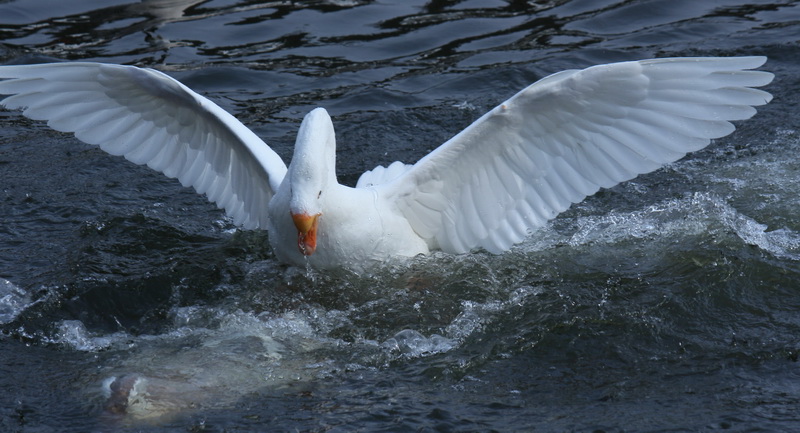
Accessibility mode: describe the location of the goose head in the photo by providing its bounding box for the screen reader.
[287,107,337,256]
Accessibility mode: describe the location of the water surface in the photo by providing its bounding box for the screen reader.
[1,0,800,431]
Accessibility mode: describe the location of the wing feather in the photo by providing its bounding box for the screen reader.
[382,57,773,254]
[0,62,287,229]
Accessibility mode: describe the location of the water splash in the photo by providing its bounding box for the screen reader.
[0,279,32,325]
[54,320,130,352]
[565,192,800,260]
[383,329,455,359]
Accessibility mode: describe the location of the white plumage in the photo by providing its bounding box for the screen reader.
[0,57,773,269]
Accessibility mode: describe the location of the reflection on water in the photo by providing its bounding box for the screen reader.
[4,1,798,69]
[1,0,800,431]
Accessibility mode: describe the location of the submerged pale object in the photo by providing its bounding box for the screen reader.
[0,57,773,268]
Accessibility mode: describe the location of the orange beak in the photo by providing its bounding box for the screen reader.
[291,212,321,256]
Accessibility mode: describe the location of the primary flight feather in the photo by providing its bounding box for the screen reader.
[0,57,773,269]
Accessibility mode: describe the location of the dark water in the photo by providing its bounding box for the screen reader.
[1,0,800,431]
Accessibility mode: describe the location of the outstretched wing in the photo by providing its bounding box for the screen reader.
[382,57,773,253]
[0,62,287,229]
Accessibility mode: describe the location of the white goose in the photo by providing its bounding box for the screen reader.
[0,57,773,269]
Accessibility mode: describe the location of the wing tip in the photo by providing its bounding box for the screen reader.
[642,55,770,70]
